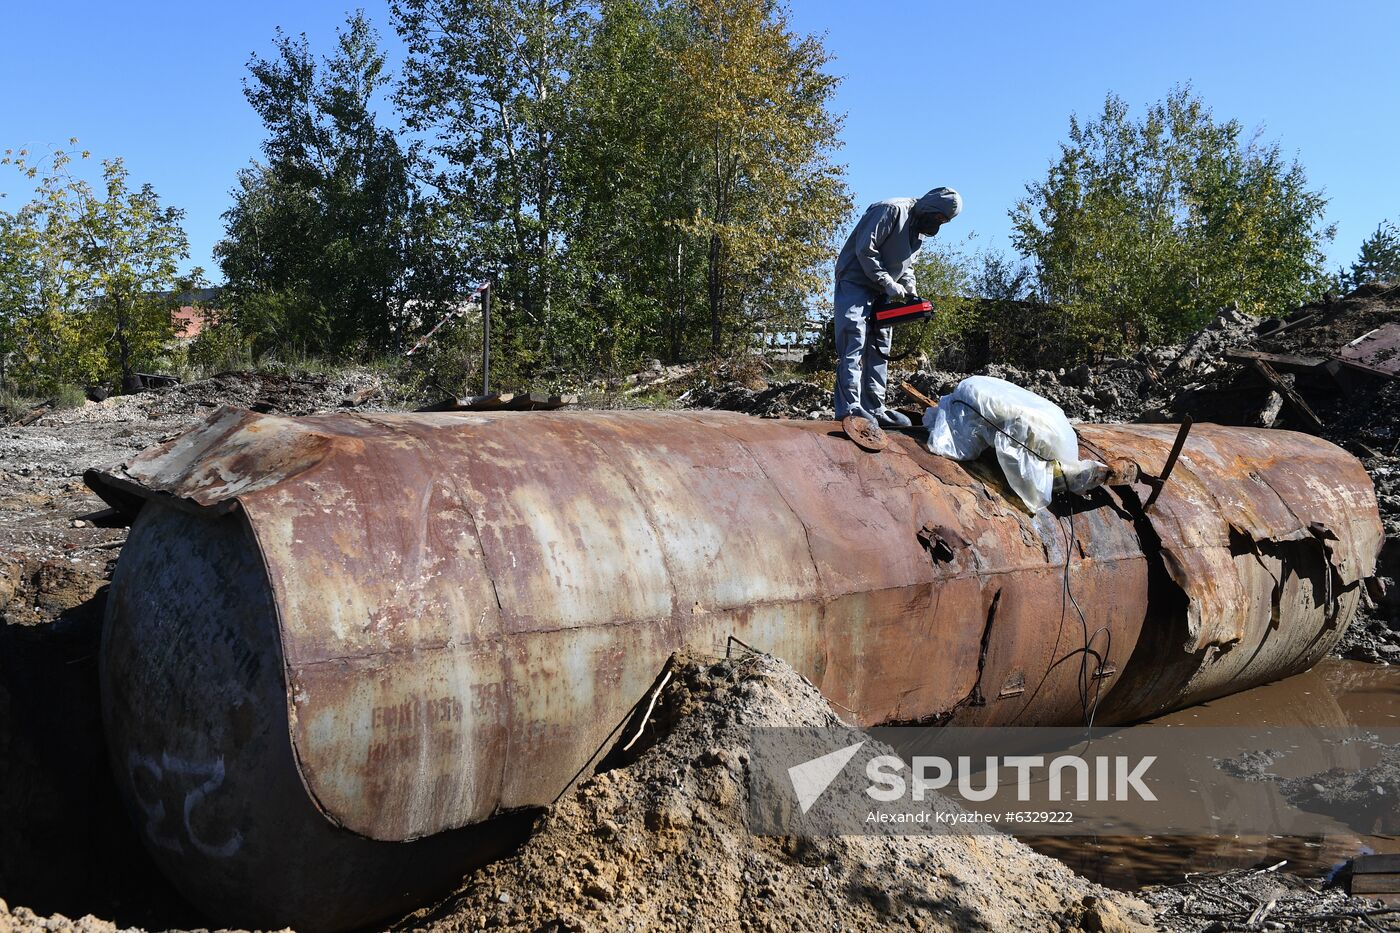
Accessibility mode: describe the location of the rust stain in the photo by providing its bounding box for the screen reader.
[89,409,1383,842]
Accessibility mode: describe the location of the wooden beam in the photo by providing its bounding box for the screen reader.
[1251,360,1324,432]
[898,381,939,410]
[1222,347,1326,372]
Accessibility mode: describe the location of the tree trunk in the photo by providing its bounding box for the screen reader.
[115,297,133,384]
[670,238,685,363]
[708,231,722,353]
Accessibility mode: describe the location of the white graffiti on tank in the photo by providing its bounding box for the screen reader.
[127,751,244,858]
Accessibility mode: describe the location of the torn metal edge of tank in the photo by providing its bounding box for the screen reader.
[84,406,1383,842]
[1078,423,1381,653]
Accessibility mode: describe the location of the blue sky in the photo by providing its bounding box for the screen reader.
[2,0,1397,281]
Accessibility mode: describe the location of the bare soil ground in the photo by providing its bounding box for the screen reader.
[392,652,1159,933]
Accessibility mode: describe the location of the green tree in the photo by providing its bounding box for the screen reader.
[217,12,420,356]
[669,0,849,354]
[394,0,592,371]
[1340,220,1400,290]
[393,0,849,373]
[1011,87,1334,351]
[560,0,700,367]
[1,146,194,392]
[0,209,42,385]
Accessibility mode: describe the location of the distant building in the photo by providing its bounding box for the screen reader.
[154,287,223,343]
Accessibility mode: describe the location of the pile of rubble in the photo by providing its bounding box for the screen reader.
[395,652,1156,933]
[1145,864,1399,933]
[680,379,833,420]
[2,370,391,430]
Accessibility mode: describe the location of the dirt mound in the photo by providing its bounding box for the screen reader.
[395,652,1156,933]
[29,370,388,426]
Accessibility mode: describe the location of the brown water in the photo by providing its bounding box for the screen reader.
[1025,659,1400,890]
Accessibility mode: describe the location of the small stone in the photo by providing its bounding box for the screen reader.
[495,891,511,904]
[583,880,613,902]
[71,519,86,528]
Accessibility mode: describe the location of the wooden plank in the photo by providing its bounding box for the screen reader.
[898,381,939,410]
[1223,347,1326,371]
[418,391,577,413]
[1350,874,1400,894]
[13,404,52,427]
[1353,854,1400,874]
[1258,312,1319,338]
[460,392,516,411]
[1251,359,1324,432]
[505,392,578,411]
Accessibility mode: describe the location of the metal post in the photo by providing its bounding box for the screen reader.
[482,280,491,396]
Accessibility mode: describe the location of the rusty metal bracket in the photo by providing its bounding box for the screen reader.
[842,414,888,451]
[1143,417,1192,513]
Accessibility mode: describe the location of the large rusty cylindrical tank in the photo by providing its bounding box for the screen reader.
[87,408,1382,930]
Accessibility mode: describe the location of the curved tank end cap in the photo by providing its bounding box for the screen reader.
[85,405,346,518]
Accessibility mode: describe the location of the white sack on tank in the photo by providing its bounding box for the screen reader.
[923,375,1109,511]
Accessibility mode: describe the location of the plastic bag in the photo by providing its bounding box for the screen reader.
[923,375,1108,511]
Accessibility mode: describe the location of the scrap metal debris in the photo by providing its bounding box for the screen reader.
[1145,862,1400,932]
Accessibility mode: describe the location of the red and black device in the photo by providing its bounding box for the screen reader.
[870,295,934,328]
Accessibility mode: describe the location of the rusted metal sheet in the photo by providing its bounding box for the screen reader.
[1337,322,1400,378]
[1079,423,1382,721]
[88,408,1381,928]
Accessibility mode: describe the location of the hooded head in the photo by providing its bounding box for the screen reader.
[913,186,962,235]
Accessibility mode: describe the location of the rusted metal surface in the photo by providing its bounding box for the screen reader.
[99,505,531,932]
[1079,423,1382,721]
[1337,322,1400,378]
[841,413,888,451]
[89,408,1381,924]
[1141,416,1192,512]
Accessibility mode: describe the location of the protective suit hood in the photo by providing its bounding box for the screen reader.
[913,186,962,221]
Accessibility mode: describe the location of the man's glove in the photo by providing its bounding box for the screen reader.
[884,281,908,301]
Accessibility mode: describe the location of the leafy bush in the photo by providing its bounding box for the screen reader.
[1011,86,1334,350]
[186,313,254,377]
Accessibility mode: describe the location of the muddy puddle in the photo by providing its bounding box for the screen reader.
[1025,659,1400,889]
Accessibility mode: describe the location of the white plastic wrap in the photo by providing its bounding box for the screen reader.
[923,375,1108,511]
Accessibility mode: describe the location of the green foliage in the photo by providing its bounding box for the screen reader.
[392,0,850,376]
[216,12,425,357]
[667,0,850,354]
[186,306,255,376]
[394,0,592,375]
[1340,220,1400,290]
[51,383,87,409]
[0,145,195,393]
[1011,87,1334,353]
